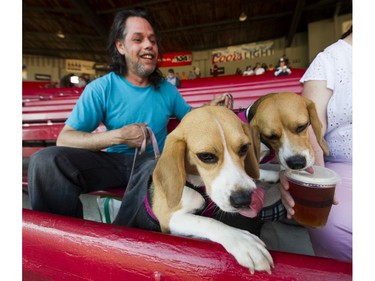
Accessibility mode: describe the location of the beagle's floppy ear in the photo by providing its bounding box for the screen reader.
[305,98,330,156]
[242,122,260,179]
[152,131,186,209]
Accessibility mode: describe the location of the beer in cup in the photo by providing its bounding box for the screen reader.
[285,166,341,228]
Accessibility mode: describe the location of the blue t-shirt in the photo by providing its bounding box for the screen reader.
[66,72,192,154]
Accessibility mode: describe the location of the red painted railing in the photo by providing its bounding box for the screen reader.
[23,209,352,281]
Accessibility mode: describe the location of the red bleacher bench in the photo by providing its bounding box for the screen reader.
[22,81,57,90]
[22,88,83,102]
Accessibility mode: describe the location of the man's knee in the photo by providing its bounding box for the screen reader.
[29,146,63,171]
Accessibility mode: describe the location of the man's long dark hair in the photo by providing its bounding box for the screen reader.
[107,8,164,89]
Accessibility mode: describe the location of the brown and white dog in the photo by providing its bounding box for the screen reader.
[149,106,273,274]
[242,92,329,181]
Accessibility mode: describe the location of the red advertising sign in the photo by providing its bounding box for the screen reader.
[212,52,243,64]
[159,52,192,67]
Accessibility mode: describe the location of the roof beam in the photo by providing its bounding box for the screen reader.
[161,11,291,34]
[23,4,80,14]
[286,0,305,47]
[23,48,106,55]
[23,32,103,41]
[68,0,108,40]
[97,0,172,15]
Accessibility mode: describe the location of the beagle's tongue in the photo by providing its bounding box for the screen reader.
[305,166,314,174]
[239,188,266,218]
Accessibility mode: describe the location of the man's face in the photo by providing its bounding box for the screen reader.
[116,16,159,78]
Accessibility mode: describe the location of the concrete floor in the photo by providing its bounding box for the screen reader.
[22,191,314,257]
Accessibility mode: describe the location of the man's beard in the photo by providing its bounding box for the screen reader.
[136,62,155,77]
[128,59,156,78]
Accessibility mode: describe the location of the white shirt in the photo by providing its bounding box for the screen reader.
[300,39,352,162]
[255,67,265,75]
[243,69,254,76]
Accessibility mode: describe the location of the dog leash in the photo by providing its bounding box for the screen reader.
[125,126,160,193]
[138,126,160,158]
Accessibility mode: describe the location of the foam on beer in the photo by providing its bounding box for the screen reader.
[285,166,341,228]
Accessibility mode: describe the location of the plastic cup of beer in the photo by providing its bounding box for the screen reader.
[284,166,341,228]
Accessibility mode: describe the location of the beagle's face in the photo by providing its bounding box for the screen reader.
[181,107,259,213]
[250,92,320,170]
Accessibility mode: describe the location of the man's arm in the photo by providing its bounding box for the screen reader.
[56,123,149,151]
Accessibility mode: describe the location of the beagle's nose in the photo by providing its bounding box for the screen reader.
[230,190,252,208]
[286,155,306,169]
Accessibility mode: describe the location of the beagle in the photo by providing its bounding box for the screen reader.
[149,106,273,274]
[242,92,329,181]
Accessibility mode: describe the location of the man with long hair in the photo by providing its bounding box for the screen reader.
[28,9,231,227]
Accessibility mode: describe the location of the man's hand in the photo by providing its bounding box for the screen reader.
[114,123,150,148]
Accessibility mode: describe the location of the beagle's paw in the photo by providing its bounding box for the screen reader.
[221,228,274,274]
[259,169,280,183]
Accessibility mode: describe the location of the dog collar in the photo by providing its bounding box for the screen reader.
[185,182,215,218]
[246,103,255,123]
[236,109,247,123]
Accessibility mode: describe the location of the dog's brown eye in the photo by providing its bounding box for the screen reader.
[197,153,218,164]
[296,123,308,134]
[238,144,249,157]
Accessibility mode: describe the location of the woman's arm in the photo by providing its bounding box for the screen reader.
[302,80,332,166]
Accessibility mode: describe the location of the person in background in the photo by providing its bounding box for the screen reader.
[212,64,218,76]
[254,62,265,75]
[166,68,180,87]
[187,70,195,80]
[279,26,352,262]
[274,57,292,76]
[193,66,201,78]
[181,71,187,80]
[76,74,88,88]
[59,73,75,87]
[267,63,275,72]
[28,8,232,229]
[261,63,268,71]
[235,67,243,75]
[243,65,254,76]
[82,73,91,84]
